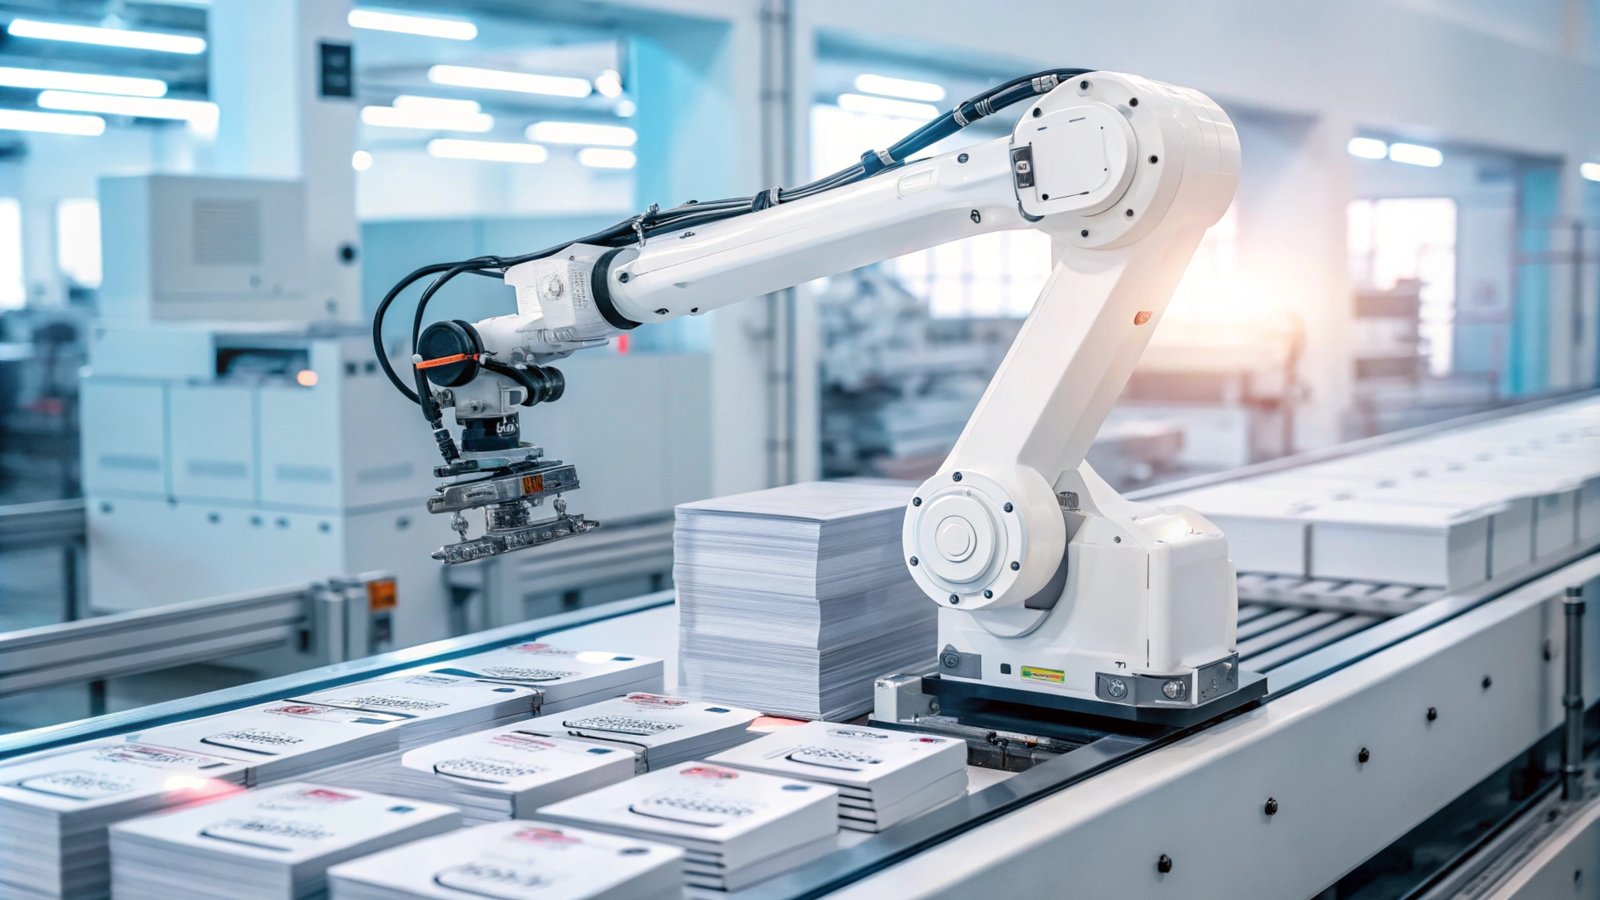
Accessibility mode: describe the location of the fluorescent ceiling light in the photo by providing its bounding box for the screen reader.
[0,66,166,97]
[428,65,591,98]
[37,90,218,126]
[428,138,548,164]
[1580,162,1600,183]
[7,18,206,54]
[593,69,623,98]
[1388,142,1442,167]
[351,150,373,171]
[392,95,480,114]
[853,73,945,102]
[526,121,636,147]
[615,98,636,118]
[361,104,493,132]
[577,147,635,169]
[836,92,938,120]
[1347,137,1387,160]
[0,107,105,136]
[348,9,477,40]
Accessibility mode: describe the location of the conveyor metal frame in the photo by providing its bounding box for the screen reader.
[1,390,1596,897]
[803,550,1600,898]
[0,574,390,706]
[0,591,675,759]
[0,498,87,621]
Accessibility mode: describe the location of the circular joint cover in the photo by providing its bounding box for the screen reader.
[417,320,482,387]
[903,470,1028,611]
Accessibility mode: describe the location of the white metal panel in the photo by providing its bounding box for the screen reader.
[169,383,256,502]
[257,381,340,509]
[1491,800,1600,899]
[97,175,312,323]
[80,378,167,498]
[87,498,343,613]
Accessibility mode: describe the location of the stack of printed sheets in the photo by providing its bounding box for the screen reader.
[0,741,247,898]
[108,782,457,900]
[674,481,937,719]
[328,820,684,900]
[710,720,967,831]
[537,761,839,892]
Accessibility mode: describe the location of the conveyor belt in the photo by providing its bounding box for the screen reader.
[3,390,1595,899]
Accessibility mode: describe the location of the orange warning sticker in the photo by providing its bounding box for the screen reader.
[366,578,398,611]
[521,474,545,495]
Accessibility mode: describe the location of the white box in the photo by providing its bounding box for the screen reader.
[1352,485,1534,578]
[1161,485,1315,576]
[1307,500,1490,589]
[98,175,311,323]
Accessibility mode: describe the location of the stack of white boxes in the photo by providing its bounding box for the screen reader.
[709,721,968,832]
[108,782,459,900]
[386,727,637,823]
[1165,400,1600,591]
[537,761,840,892]
[328,821,685,900]
[0,742,248,899]
[514,693,761,772]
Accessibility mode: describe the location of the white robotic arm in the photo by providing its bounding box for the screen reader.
[387,71,1243,710]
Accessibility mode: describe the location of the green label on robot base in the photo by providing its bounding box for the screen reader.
[1021,666,1065,684]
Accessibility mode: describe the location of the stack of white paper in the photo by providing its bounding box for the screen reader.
[538,761,839,892]
[709,721,967,831]
[328,820,683,900]
[674,481,936,720]
[428,643,664,713]
[131,700,405,787]
[109,782,458,900]
[388,727,636,823]
[291,672,539,750]
[516,692,759,772]
[0,741,248,899]
[286,671,538,791]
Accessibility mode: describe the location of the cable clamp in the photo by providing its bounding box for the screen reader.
[975,96,995,117]
[1032,74,1060,93]
[750,186,783,212]
[630,203,659,247]
[952,107,969,127]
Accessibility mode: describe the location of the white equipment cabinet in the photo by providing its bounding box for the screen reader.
[81,323,452,648]
[81,174,454,650]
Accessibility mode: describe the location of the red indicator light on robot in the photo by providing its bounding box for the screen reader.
[616,334,631,354]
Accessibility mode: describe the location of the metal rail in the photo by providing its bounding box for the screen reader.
[0,573,389,718]
[0,498,87,621]
[0,589,675,759]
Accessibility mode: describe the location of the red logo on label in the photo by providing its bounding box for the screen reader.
[1133,311,1153,325]
[512,642,572,655]
[680,765,738,780]
[624,693,686,708]
[296,788,357,803]
[514,827,581,845]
